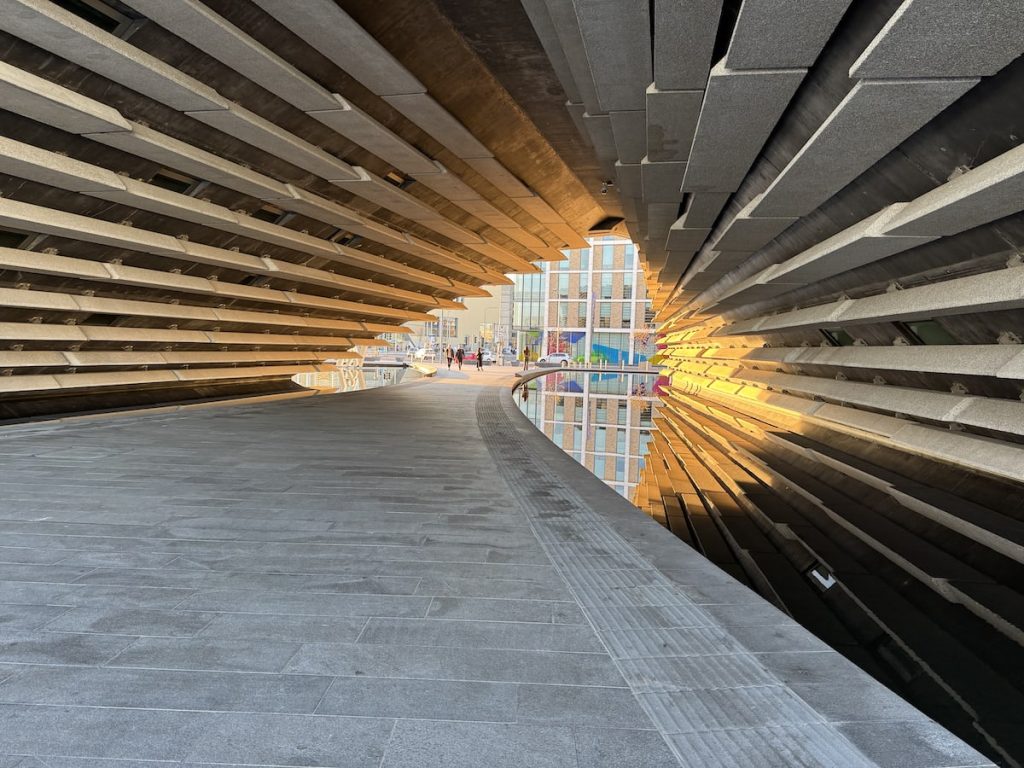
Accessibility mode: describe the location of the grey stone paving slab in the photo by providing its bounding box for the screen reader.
[0,630,134,666]
[284,643,627,686]
[197,612,368,643]
[414,575,572,601]
[0,703,207,762]
[424,596,584,624]
[316,677,519,722]
[106,636,303,673]
[379,719,578,768]
[0,370,986,766]
[575,727,684,768]
[42,607,215,637]
[183,712,394,767]
[0,580,193,611]
[357,617,605,652]
[176,590,431,618]
[516,684,652,729]
[0,604,71,631]
[0,665,332,713]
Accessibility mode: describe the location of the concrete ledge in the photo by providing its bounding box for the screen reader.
[0,60,131,134]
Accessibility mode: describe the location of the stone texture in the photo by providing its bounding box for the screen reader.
[0,371,981,766]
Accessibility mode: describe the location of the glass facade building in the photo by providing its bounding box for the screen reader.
[510,236,656,364]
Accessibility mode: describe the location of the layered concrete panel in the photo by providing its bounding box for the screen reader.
[608,110,647,165]
[251,0,425,96]
[0,61,131,135]
[382,94,493,160]
[851,0,1024,79]
[646,86,703,163]
[5,0,227,112]
[752,78,978,218]
[680,193,731,229]
[712,195,797,251]
[725,0,853,69]
[123,0,339,111]
[652,0,723,90]
[87,122,291,200]
[574,0,652,113]
[187,105,362,181]
[641,157,687,203]
[884,144,1024,237]
[682,65,806,193]
[309,96,439,176]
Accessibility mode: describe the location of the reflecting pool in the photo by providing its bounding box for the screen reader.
[516,371,661,499]
[292,364,421,393]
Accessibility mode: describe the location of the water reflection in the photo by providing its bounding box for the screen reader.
[292,365,418,393]
[517,371,660,499]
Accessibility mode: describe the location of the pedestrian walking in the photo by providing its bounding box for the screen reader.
[476,346,484,370]
[455,347,465,370]
[522,347,531,371]
[445,346,454,370]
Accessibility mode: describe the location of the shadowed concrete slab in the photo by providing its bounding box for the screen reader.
[0,370,993,767]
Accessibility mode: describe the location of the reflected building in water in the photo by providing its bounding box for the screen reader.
[518,371,658,499]
[292,361,418,393]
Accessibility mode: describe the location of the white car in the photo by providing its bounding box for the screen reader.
[537,352,572,367]
[413,347,437,360]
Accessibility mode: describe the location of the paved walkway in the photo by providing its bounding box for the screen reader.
[0,368,995,767]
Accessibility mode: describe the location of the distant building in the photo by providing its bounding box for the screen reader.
[510,236,656,363]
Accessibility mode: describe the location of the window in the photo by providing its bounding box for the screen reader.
[616,428,626,453]
[601,245,615,270]
[594,427,607,452]
[0,227,30,249]
[552,424,564,448]
[252,205,285,223]
[384,170,414,189]
[617,400,628,425]
[149,169,198,195]
[598,302,612,328]
[52,0,131,33]
[615,457,626,482]
[593,456,606,479]
[820,328,856,347]
[557,273,569,299]
[624,244,636,269]
[594,398,609,424]
[894,320,959,345]
[623,270,634,300]
[600,273,613,299]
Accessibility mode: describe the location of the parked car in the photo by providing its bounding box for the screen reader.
[413,346,438,360]
[537,352,572,367]
[464,349,496,364]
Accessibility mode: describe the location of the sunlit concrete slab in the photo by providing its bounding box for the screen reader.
[0,371,989,767]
